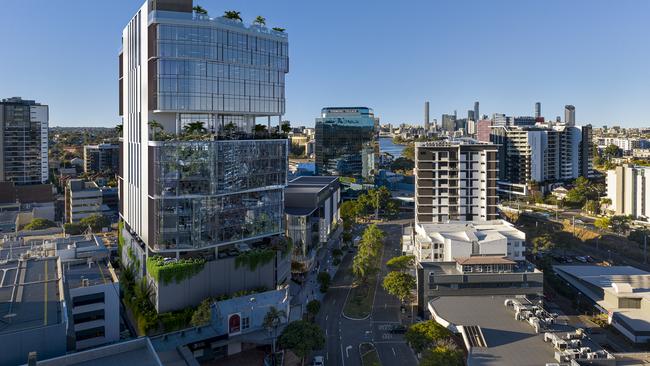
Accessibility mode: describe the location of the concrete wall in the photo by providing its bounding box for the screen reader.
[153,253,290,313]
[70,281,121,350]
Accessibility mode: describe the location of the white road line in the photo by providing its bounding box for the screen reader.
[340,344,345,366]
[392,347,396,356]
[326,315,328,321]
[326,329,328,336]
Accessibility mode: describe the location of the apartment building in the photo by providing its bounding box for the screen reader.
[0,97,49,185]
[83,143,120,174]
[65,179,104,223]
[490,124,593,196]
[606,165,650,220]
[118,0,290,312]
[415,141,499,224]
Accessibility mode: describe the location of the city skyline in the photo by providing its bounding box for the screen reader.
[1,0,649,128]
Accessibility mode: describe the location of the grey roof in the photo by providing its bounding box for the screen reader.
[0,258,63,334]
[429,296,558,366]
[32,337,162,366]
[289,176,339,185]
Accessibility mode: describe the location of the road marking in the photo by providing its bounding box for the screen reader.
[333,299,336,305]
[326,315,328,321]
[340,344,345,366]
[346,345,352,358]
[392,347,396,356]
[43,260,48,326]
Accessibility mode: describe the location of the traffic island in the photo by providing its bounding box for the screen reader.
[359,342,381,366]
[342,276,377,320]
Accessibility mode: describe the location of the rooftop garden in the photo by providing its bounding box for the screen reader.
[146,255,206,285]
[189,6,287,34]
[149,120,291,142]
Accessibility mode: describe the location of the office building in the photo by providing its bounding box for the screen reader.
[424,101,430,131]
[535,102,541,118]
[473,101,479,124]
[118,0,290,312]
[467,110,475,121]
[314,107,377,179]
[441,113,456,132]
[606,165,650,220]
[285,176,340,271]
[0,97,48,185]
[492,113,510,127]
[565,105,575,126]
[0,235,121,363]
[490,124,594,196]
[83,143,120,174]
[415,141,499,224]
[512,116,536,126]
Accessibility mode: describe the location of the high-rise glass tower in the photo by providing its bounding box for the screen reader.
[564,105,575,126]
[315,107,377,179]
[0,97,49,185]
[118,0,290,312]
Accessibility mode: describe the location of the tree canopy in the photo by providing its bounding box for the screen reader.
[382,271,416,303]
[23,218,57,231]
[420,343,464,366]
[405,320,452,353]
[386,255,415,272]
[278,320,325,360]
[353,225,384,283]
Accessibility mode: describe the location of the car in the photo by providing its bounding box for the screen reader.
[585,255,595,263]
[575,256,587,263]
[389,325,407,334]
[312,356,325,366]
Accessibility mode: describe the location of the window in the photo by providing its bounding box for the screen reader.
[73,292,105,307]
[75,326,105,341]
[242,317,250,330]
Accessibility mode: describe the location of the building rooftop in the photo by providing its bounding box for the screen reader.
[456,256,516,265]
[32,337,162,366]
[429,296,568,366]
[289,176,339,186]
[0,182,54,204]
[64,259,116,289]
[0,258,63,335]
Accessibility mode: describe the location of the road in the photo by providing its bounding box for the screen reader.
[314,219,418,366]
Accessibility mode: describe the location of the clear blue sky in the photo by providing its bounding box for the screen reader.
[1,0,648,128]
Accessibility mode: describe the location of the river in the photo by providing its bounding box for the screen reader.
[378,137,405,158]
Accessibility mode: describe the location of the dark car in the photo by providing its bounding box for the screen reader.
[389,325,407,334]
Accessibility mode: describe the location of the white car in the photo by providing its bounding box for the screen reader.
[312,356,325,366]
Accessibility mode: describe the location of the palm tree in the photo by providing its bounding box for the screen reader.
[281,122,291,134]
[272,27,286,32]
[133,278,153,310]
[254,124,268,137]
[192,5,207,14]
[148,120,164,140]
[263,306,286,364]
[223,10,242,21]
[184,121,207,135]
[115,124,123,134]
[253,16,266,26]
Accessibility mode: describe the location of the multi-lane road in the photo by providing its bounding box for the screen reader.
[314,220,418,366]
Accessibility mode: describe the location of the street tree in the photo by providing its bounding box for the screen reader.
[317,271,331,292]
[405,320,452,354]
[420,343,464,366]
[263,306,286,358]
[386,255,415,272]
[531,234,553,254]
[306,300,320,321]
[382,271,416,303]
[594,217,610,231]
[610,215,632,235]
[278,320,325,365]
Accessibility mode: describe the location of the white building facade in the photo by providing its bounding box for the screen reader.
[606,165,650,220]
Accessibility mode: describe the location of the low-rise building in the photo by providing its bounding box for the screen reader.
[65,180,114,223]
[555,265,650,344]
[28,337,162,366]
[0,182,55,232]
[285,176,340,271]
[83,144,119,174]
[410,220,542,314]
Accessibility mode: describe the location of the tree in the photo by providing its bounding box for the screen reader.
[386,255,415,272]
[223,10,242,21]
[603,144,621,161]
[115,124,123,134]
[610,215,632,235]
[263,306,287,359]
[191,297,213,326]
[306,300,321,321]
[594,217,610,231]
[254,124,268,137]
[272,27,286,32]
[148,120,164,140]
[420,343,464,366]
[390,157,415,173]
[278,320,325,365]
[531,234,553,254]
[253,15,266,26]
[192,5,207,14]
[184,121,207,135]
[340,200,360,227]
[583,200,599,215]
[222,122,237,138]
[382,271,416,303]
[63,222,83,235]
[402,143,415,161]
[317,271,331,292]
[23,218,56,231]
[405,320,452,354]
[352,225,384,283]
[281,122,292,134]
[79,214,110,232]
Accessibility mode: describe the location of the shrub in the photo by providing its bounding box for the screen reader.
[235,248,276,270]
[146,256,206,285]
[23,218,56,231]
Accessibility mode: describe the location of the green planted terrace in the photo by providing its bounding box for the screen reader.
[147,256,206,285]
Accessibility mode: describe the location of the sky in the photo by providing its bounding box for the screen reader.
[1,0,649,128]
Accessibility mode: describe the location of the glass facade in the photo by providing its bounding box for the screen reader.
[149,139,287,251]
[153,23,288,116]
[315,108,377,178]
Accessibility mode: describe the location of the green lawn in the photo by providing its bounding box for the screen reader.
[360,343,381,366]
[343,274,377,319]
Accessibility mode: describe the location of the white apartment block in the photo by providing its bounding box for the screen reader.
[65,179,103,223]
[598,137,648,154]
[606,165,650,220]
